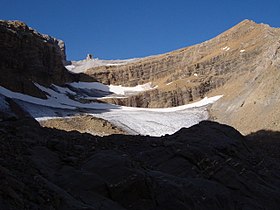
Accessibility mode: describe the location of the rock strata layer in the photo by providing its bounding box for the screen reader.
[0,20,73,98]
[82,20,280,133]
[84,20,280,110]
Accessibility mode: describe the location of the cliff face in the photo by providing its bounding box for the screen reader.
[0,20,73,98]
[1,19,280,134]
[84,20,280,109]
[75,20,280,134]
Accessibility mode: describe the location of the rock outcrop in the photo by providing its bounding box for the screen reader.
[80,20,280,133]
[1,117,280,209]
[0,20,73,98]
[83,20,280,108]
[39,115,126,136]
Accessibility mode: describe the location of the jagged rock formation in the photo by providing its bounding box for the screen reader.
[1,117,280,209]
[0,20,74,98]
[80,20,280,133]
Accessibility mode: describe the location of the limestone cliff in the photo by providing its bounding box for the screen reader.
[84,20,280,110]
[79,20,280,133]
[0,20,73,98]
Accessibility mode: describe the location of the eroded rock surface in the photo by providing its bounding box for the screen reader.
[0,20,73,98]
[81,20,280,133]
[0,118,280,209]
[84,20,277,108]
[39,115,126,136]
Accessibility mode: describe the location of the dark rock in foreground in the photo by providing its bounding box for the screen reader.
[0,118,279,209]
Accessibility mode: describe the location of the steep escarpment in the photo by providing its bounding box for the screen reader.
[72,20,280,134]
[83,20,280,108]
[0,20,74,98]
[1,117,280,209]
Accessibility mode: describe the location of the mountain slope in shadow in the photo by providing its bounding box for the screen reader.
[1,118,280,209]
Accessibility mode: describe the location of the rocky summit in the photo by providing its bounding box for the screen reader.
[1,19,280,209]
[76,20,280,134]
[0,20,92,99]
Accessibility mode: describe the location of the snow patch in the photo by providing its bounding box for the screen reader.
[222,46,230,51]
[65,65,75,71]
[194,73,198,77]
[70,82,157,95]
[119,95,223,113]
[65,58,140,73]
[240,49,246,53]
[0,85,119,110]
[90,108,208,136]
[0,84,223,137]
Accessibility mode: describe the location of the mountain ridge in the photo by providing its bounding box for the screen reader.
[1,19,280,209]
[1,19,280,134]
[65,19,280,134]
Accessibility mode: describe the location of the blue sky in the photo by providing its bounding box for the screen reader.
[1,0,279,60]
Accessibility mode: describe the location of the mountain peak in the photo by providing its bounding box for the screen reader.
[239,19,256,25]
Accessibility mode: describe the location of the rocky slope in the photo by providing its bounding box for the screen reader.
[1,19,280,210]
[82,20,278,106]
[75,20,280,133]
[1,19,280,134]
[1,117,280,209]
[0,20,76,98]
[39,115,126,136]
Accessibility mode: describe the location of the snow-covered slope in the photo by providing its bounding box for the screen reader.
[66,58,140,73]
[70,81,157,96]
[0,83,222,136]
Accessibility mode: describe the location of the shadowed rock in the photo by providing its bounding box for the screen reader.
[0,119,280,209]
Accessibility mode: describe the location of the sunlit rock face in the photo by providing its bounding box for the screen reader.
[78,20,280,110]
[70,20,280,134]
[1,19,280,134]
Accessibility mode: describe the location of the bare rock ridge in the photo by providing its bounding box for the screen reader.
[79,20,280,133]
[0,20,75,98]
[1,19,280,209]
[1,117,280,209]
[82,20,280,108]
[1,19,280,134]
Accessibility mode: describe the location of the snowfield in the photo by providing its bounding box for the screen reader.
[0,83,223,136]
[70,81,157,95]
[66,58,140,73]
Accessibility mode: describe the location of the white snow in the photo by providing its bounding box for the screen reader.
[0,86,73,109]
[222,46,230,51]
[240,49,246,53]
[0,85,118,110]
[65,58,140,73]
[70,82,157,95]
[119,95,223,113]
[194,73,198,77]
[90,107,208,136]
[166,82,173,86]
[64,65,75,71]
[88,96,223,136]
[0,83,223,136]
